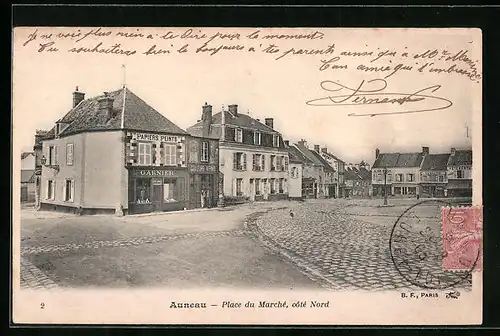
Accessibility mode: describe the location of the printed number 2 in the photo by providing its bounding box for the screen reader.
[40,302,45,309]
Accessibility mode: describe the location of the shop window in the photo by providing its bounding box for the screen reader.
[163,179,177,202]
[66,143,74,166]
[254,131,261,145]
[46,180,55,200]
[408,187,416,195]
[64,179,74,202]
[233,152,246,170]
[164,144,177,166]
[135,179,152,204]
[279,178,284,193]
[201,141,209,162]
[270,178,276,194]
[138,143,152,165]
[236,178,243,196]
[394,187,401,195]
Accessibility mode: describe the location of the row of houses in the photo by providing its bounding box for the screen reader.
[371,146,473,198]
[25,85,472,214]
[28,86,351,215]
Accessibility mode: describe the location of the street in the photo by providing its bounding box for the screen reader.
[19,198,472,291]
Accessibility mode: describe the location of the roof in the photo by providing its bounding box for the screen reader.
[421,153,451,171]
[21,152,34,160]
[288,145,314,164]
[372,152,424,168]
[294,142,324,166]
[21,170,35,183]
[358,167,372,180]
[345,167,361,181]
[187,111,278,138]
[321,150,345,163]
[309,150,335,172]
[447,150,472,166]
[46,87,187,138]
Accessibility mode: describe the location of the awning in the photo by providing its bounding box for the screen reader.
[447,179,472,189]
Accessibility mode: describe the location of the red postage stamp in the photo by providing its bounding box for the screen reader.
[442,206,483,272]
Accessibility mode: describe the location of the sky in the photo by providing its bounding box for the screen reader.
[13,27,479,165]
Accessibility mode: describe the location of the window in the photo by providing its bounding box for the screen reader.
[396,173,403,182]
[291,167,298,178]
[421,173,428,181]
[233,152,246,170]
[66,143,74,166]
[279,178,284,193]
[235,128,243,142]
[48,145,57,165]
[64,179,74,202]
[255,178,261,195]
[284,157,289,171]
[270,155,277,171]
[135,178,151,204]
[272,134,279,147]
[254,131,261,145]
[201,141,209,162]
[457,170,463,178]
[270,178,276,194]
[387,174,392,182]
[164,144,177,166]
[438,175,444,182]
[377,173,382,181]
[46,180,55,200]
[277,156,284,171]
[235,178,243,196]
[138,143,152,165]
[163,179,177,202]
[407,173,415,182]
[253,154,265,171]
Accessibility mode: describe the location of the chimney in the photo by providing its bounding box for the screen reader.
[375,148,380,159]
[72,86,85,107]
[422,146,429,156]
[201,103,212,137]
[228,104,238,116]
[451,147,456,155]
[298,139,307,147]
[265,118,274,129]
[97,92,115,120]
[314,145,320,152]
[284,140,290,147]
[321,147,328,154]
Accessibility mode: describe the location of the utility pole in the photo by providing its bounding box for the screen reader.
[383,167,388,206]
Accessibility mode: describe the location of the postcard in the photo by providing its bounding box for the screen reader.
[12,27,482,325]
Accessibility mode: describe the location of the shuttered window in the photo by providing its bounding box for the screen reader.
[164,144,177,165]
[138,143,152,165]
[63,179,75,202]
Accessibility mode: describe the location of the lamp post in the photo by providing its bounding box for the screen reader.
[383,167,388,206]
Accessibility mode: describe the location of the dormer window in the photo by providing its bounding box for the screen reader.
[254,131,261,145]
[235,128,243,143]
[273,134,280,147]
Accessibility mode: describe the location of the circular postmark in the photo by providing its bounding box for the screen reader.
[389,200,479,290]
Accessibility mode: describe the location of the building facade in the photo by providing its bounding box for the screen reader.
[37,86,217,215]
[345,163,371,198]
[284,140,304,200]
[310,146,336,198]
[20,152,36,202]
[419,152,450,198]
[319,147,346,198]
[446,148,473,197]
[294,140,325,199]
[187,104,288,203]
[372,148,425,198]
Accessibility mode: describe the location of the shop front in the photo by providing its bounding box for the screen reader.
[302,177,316,199]
[447,179,472,197]
[420,183,446,198]
[187,163,218,209]
[128,167,188,214]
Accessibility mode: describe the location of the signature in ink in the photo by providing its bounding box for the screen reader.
[306,79,453,117]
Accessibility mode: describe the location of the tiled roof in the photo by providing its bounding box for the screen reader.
[447,150,472,166]
[310,150,335,172]
[294,142,323,166]
[21,170,35,183]
[358,167,372,180]
[288,145,314,164]
[372,152,424,168]
[421,153,451,171]
[52,87,187,137]
[345,167,361,181]
[187,111,279,138]
[321,150,345,163]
